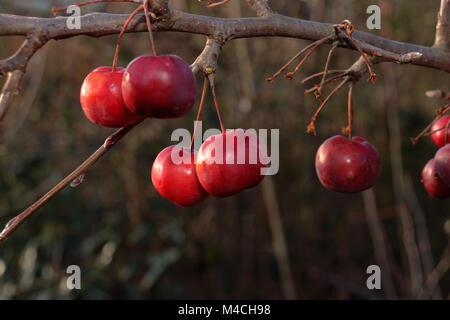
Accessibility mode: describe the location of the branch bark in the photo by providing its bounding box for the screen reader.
[433,0,450,50]
[0,10,449,72]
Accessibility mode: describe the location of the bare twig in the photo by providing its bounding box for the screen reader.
[266,36,333,83]
[417,246,450,299]
[306,78,349,135]
[362,189,398,299]
[0,70,25,123]
[0,35,46,76]
[0,119,144,243]
[433,0,450,50]
[261,177,297,299]
[426,89,450,100]
[245,0,274,17]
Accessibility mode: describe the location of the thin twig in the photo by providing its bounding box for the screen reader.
[207,0,231,8]
[316,43,338,99]
[426,89,450,100]
[306,77,349,135]
[265,36,333,83]
[301,70,345,84]
[335,27,377,82]
[410,104,450,145]
[362,189,398,299]
[0,119,144,243]
[284,38,332,80]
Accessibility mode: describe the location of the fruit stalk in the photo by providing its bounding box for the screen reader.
[112,5,145,71]
[190,77,209,150]
[143,0,157,56]
[208,74,225,133]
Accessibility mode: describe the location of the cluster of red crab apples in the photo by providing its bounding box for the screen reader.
[79,57,449,205]
[421,116,450,199]
[79,52,384,206]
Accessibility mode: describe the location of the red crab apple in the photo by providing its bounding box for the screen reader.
[122,55,197,118]
[195,129,268,197]
[151,145,208,206]
[430,115,450,147]
[80,67,139,128]
[421,158,450,198]
[315,135,381,193]
[434,144,450,185]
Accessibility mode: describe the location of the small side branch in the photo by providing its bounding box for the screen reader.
[0,119,144,243]
[0,70,25,122]
[0,35,46,76]
[245,0,274,17]
[433,0,450,51]
[191,37,223,75]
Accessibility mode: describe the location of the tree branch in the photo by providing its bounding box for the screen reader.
[0,10,449,72]
[433,0,450,51]
[245,0,274,17]
[0,70,25,122]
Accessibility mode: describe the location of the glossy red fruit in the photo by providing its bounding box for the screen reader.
[195,129,267,197]
[434,144,450,185]
[430,115,450,147]
[80,67,139,128]
[122,55,197,118]
[315,135,381,193]
[152,145,208,206]
[421,159,450,198]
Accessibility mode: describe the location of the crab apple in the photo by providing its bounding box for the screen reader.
[195,129,268,197]
[421,158,450,199]
[315,135,381,193]
[434,144,450,185]
[151,145,208,206]
[80,67,139,128]
[122,55,197,118]
[430,115,450,147]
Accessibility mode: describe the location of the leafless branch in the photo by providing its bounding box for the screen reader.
[0,70,25,122]
[426,89,450,100]
[433,0,450,50]
[0,7,448,71]
[0,119,144,243]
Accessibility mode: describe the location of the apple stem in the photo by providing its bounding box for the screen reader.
[445,121,450,145]
[410,104,450,145]
[51,0,140,16]
[143,0,157,57]
[265,36,333,83]
[347,81,355,139]
[208,74,226,133]
[111,5,145,71]
[190,77,209,150]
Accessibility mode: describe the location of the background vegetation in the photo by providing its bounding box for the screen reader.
[0,0,448,299]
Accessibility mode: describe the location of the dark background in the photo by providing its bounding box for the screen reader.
[0,0,448,299]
